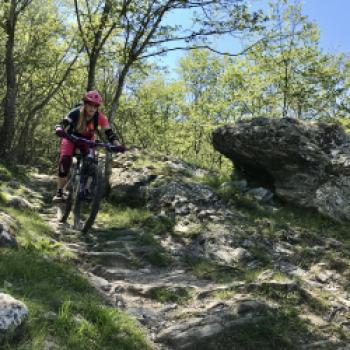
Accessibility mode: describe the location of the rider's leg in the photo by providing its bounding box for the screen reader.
[53,156,72,202]
[53,139,74,201]
[58,174,68,189]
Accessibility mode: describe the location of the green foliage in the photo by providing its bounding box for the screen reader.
[0,163,12,181]
[0,196,153,349]
[142,250,172,267]
[147,286,194,304]
[97,202,173,267]
[97,203,152,228]
[335,117,350,133]
[272,205,350,245]
[0,162,30,182]
[0,250,152,350]
[142,215,173,236]
[185,256,239,283]
[138,231,173,267]
[4,207,65,255]
[197,309,308,350]
[0,191,10,204]
[195,173,232,190]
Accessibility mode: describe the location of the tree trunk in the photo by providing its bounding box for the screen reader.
[104,64,130,195]
[87,52,98,91]
[108,64,130,124]
[14,114,32,163]
[282,59,289,118]
[0,0,17,159]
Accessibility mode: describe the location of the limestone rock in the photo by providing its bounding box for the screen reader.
[213,117,350,222]
[0,212,18,248]
[8,196,34,210]
[0,293,28,341]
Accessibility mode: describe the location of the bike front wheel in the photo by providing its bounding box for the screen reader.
[57,162,78,223]
[73,165,104,233]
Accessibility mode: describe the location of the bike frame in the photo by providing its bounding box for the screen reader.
[58,134,119,232]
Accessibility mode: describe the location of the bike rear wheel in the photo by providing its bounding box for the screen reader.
[73,165,104,233]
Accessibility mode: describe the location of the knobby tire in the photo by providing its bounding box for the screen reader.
[58,162,77,223]
[73,165,103,233]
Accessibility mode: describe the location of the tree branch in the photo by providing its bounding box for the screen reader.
[139,36,269,59]
[74,0,91,56]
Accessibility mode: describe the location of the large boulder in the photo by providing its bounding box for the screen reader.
[0,293,28,342]
[212,117,350,222]
[0,212,19,248]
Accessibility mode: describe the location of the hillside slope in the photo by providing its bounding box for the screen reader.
[0,151,349,349]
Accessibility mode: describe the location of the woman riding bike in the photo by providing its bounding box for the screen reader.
[53,90,125,202]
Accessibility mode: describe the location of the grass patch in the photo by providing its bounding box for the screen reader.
[272,205,349,242]
[97,203,174,267]
[138,232,173,267]
[0,161,30,183]
[142,250,172,267]
[200,172,350,249]
[0,249,153,350]
[2,207,64,256]
[196,308,309,350]
[142,215,173,236]
[0,197,153,349]
[132,156,165,170]
[147,286,194,304]
[0,190,10,203]
[97,203,152,228]
[0,163,14,181]
[194,173,231,190]
[249,279,329,315]
[212,289,236,300]
[249,246,272,266]
[186,256,239,283]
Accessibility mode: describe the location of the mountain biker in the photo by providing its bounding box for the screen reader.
[52,90,125,202]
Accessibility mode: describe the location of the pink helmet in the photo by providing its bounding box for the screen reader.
[83,90,103,106]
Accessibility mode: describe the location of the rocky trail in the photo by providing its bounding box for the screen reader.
[26,149,350,350]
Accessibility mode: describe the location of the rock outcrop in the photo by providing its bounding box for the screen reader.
[4,149,349,349]
[0,293,28,342]
[213,117,350,222]
[0,212,19,248]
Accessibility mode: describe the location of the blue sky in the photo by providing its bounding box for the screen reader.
[157,0,350,75]
[303,0,350,53]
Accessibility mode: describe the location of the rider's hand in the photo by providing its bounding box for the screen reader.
[112,144,126,153]
[55,126,66,138]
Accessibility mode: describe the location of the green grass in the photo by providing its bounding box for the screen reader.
[0,249,153,350]
[97,203,152,228]
[142,249,172,267]
[97,203,174,267]
[147,286,194,304]
[0,190,10,203]
[142,215,173,236]
[0,179,153,349]
[0,161,31,183]
[185,256,240,283]
[212,289,236,300]
[195,308,309,350]
[197,172,350,248]
[1,207,72,261]
[132,156,165,170]
[0,163,14,182]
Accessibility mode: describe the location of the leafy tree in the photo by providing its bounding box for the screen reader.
[74,0,130,90]
[0,0,33,158]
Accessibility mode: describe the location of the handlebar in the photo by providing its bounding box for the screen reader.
[63,132,124,152]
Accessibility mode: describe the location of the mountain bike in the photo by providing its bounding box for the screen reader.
[57,134,121,233]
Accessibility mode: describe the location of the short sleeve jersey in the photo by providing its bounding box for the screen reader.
[64,108,110,139]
